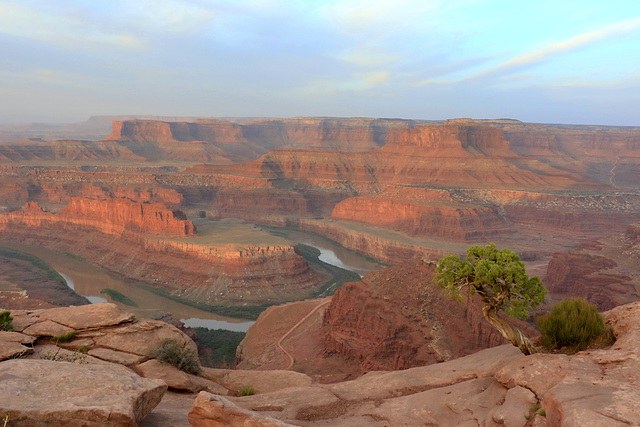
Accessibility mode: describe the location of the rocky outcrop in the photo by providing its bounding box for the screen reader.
[321,258,533,373]
[236,259,534,379]
[190,301,640,426]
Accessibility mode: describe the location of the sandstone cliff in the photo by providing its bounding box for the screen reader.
[0,198,195,238]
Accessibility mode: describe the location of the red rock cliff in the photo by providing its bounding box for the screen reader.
[0,198,195,238]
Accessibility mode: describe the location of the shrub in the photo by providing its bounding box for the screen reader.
[155,339,201,375]
[537,298,610,352]
[52,331,77,343]
[0,311,13,331]
[239,385,255,396]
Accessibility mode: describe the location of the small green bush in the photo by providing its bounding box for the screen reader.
[239,385,255,396]
[155,339,201,375]
[52,331,77,343]
[537,298,608,352]
[0,311,13,331]
[77,345,90,353]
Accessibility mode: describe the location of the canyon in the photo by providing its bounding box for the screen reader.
[1,115,640,424]
[0,117,638,332]
[1,117,639,308]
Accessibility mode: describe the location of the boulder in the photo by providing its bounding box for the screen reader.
[22,319,75,337]
[188,391,296,427]
[92,319,197,358]
[0,359,166,426]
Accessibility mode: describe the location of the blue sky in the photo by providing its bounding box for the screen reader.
[1,0,639,125]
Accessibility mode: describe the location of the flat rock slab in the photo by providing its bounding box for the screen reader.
[0,359,167,426]
[201,368,313,395]
[89,347,147,366]
[0,340,32,360]
[0,330,36,345]
[38,303,135,329]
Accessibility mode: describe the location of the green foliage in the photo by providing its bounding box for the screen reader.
[192,327,245,368]
[100,288,139,307]
[155,339,201,375]
[434,244,546,319]
[77,345,90,353]
[239,385,255,396]
[537,298,611,352]
[0,311,13,331]
[52,331,77,343]
[539,409,546,417]
[64,252,87,262]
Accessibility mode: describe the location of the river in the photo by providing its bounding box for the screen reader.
[3,230,383,332]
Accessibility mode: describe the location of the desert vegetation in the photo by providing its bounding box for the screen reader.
[537,298,615,353]
[155,339,201,375]
[0,311,13,331]
[434,244,547,355]
[100,288,138,307]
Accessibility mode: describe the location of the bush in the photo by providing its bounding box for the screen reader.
[0,311,13,331]
[239,385,255,396]
[537,298,609,352]
[52,331,77,343]
[155,339,201,375]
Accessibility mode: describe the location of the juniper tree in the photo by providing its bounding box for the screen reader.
[434,244,547,355]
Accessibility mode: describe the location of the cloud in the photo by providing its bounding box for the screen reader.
[363,71,390,86]
[0,2,146,49]
[416,16,640,86]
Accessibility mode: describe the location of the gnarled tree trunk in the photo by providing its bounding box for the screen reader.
[482,305,536,355]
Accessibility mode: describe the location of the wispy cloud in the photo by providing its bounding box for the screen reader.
[0,2,146,49]
[416,16,640,86]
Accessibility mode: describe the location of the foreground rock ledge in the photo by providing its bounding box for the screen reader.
[0,359,167,427]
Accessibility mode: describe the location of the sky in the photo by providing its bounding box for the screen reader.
[1,0,640,126]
